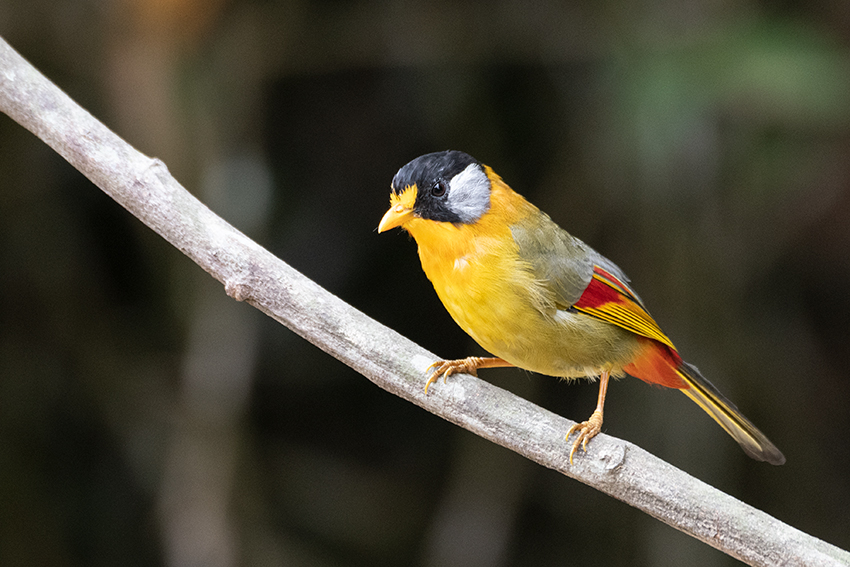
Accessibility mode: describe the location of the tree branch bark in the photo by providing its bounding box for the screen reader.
[1,37,847,567]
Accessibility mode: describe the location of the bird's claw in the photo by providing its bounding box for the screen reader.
[565,409,604,464]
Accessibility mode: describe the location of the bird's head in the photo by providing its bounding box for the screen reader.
[378,150,492,233]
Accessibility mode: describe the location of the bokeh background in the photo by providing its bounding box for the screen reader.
[2,1,850,566]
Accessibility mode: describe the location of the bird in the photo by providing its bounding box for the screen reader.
[377,150,785,465]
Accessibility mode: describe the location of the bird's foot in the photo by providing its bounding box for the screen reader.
[565,409,604,464]
[425,357,484,393]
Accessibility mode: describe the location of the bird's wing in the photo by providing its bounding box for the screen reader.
[511,212,674,349]
[572,264,676,350]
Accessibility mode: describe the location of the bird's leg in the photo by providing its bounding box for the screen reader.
[425,357,513,393]
[565,370,610,464]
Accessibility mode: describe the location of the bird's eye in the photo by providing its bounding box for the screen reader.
[431,180,448,197]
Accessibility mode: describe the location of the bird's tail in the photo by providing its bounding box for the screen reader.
[677,362,785,465]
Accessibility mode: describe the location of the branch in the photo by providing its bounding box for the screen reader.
[1,37,847,567]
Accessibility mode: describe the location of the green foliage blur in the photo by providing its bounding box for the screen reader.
[1,1,849,566]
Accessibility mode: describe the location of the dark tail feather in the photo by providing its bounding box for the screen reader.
[677,362,785,465]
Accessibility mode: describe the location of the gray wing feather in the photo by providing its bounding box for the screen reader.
[510,212,594,307]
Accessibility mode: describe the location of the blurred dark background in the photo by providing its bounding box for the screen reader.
[2,1,849,566]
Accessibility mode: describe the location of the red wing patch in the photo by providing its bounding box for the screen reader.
[573,267,677,351]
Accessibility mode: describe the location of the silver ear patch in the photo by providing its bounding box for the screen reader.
[447,164,491,223]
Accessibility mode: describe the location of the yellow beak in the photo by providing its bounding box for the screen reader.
[378,203,415,232]
[379,185,418,232]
